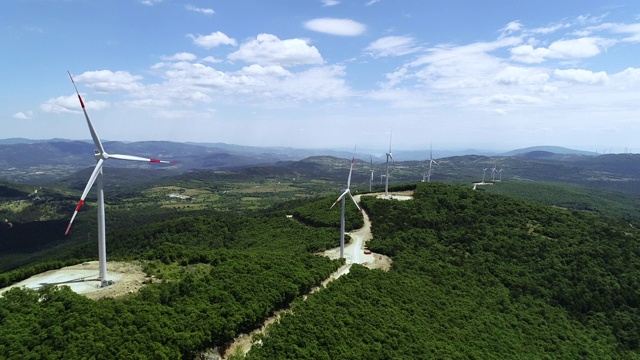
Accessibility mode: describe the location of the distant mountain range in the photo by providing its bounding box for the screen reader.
[500,146,598,157]
[2,138,626,186]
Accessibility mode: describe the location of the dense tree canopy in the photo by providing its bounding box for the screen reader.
[2,182,640,359]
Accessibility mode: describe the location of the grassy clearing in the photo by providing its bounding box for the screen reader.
[0,201,30,212]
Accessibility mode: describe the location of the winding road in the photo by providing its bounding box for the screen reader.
[217,193,401,359]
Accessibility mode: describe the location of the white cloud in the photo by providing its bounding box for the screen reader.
[13,111,33,119]
[240,64,292,77]
[161,52,197,62]
[613,67,640,82]
[468,93,543,106]
[268,65,351,101]
[606,23,640,42]
[494,66,550,85]
[201,56,223,63]
[188,31,237,49]
[511,37,613,63]
[531,23,569,34]
[510,45,551,63]
[139,0,162,6]
[366,0,380,5]
[321,0,340,6]
[228,34,324,66]
[365,35,420,57]
[399,37,522,89]
[304,18,366,36]
[548,37,609,58]
[554,68,608,85]
[185,5,215,15]
[75,70,144,93]
[41,95,109,113]
[500,21,523,37]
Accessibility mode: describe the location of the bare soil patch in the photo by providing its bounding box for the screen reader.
[0,261,150,300]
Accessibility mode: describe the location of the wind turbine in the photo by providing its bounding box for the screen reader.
[369,156,374,192]
[482,168,489,184]
[491,164,498,182]
[385,132,393,196]
[330,157,361,259]
[423,143,438,183]
[65,71,173,287]
[498,168,504,181]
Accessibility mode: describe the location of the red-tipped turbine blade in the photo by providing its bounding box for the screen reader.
[65,159,104,235]
[109,154,173,163]
[68,71,106,155]
[330,189,349,209]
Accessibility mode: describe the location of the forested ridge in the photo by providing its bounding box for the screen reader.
[2,182,640,358]
[245,183,640,359]
[0,205,346,359]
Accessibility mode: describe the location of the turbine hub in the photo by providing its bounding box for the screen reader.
[94,151,108,161]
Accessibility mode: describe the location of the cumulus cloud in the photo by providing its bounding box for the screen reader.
[189,31,237,49]
[201,56,223,63]
[13,111,33,119]
[41,95,109,113]
[161,52,197,62]
[304,18,366,36]
[75,70,144,93]
[494,66,550,86]
[510,45,551,63]
[554,68,608,84]
[365,35,420,57]
[185,5,215,15]
[228,34,324,66]
[511,37,613,63]
[240,64,292,77]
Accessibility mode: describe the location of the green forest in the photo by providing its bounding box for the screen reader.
[245,183,640,359]
[2,181,640,359]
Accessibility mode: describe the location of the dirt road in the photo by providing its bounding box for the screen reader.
[219,193,397,359]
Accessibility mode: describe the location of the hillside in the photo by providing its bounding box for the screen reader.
[245,183,640,358]
[1,183,640,358]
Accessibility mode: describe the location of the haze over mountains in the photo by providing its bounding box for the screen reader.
[0,138,602,171]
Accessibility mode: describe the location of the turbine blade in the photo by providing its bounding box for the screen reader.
[68,71,105,155]
[346,157,355,189]
[109,153,175,163]
[65,159,104,235]
[330,189,349,209]
[348,191,361,211]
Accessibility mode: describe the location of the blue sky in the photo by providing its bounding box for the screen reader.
[2,0,640,152]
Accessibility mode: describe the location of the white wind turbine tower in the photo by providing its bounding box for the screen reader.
[65,71,173,287]
[369,156,374,192]
[330,157,361,259]
[498,168,504,181]
[422,143,438,183]
[491,164,498,182]
[384,132,394,196]
[482,168,489,184]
